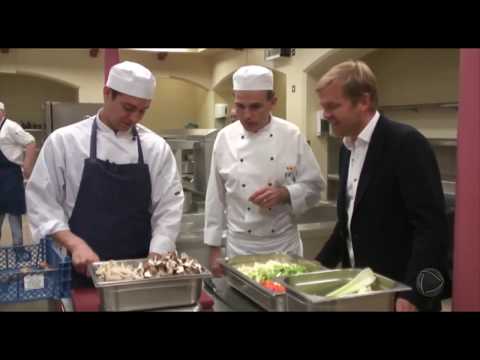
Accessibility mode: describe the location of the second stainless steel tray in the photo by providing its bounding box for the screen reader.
[88,259,211,312]
[280,268,411,311]
[218,254,324,312]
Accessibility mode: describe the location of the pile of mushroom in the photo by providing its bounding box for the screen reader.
[95,251,204,282]
[142,252,204,278]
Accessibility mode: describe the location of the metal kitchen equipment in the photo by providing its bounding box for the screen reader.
[88,259,211,312]
[44,101,103,136]
[280,268,411,311]
[158,129,218,196]
[218,254,324,312]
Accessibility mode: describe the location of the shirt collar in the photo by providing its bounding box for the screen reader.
[96,109,133,137]
[241,114,274,136]
[343,111,380,151]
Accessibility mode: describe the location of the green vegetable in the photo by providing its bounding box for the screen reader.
[236,260,307,282]
[326,268,376,298]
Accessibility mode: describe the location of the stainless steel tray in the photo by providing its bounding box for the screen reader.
[280,269,411,311]
[88,259,211,312]
[218,254,324,312]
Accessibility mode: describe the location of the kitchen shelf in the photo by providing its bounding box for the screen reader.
[379,102,458,112]
[24,129,45,132]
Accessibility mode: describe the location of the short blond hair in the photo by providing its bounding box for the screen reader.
[317,60,378,109]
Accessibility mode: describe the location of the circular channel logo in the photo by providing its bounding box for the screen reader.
[416,268,444,297]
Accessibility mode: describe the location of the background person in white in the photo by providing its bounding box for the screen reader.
[26,61,184,288]
[204,65,325,276]
[0,101,36,246]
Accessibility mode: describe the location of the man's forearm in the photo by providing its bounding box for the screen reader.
[52,229,86,253]
[23,142,37,178]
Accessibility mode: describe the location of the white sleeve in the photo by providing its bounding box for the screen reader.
[285,133,325,216]
[149,141,184,254]
[204,141,226,247]
[26,134,70,243]
[10,121,35,146]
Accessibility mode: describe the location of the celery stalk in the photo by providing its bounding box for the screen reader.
[325,268,376,298]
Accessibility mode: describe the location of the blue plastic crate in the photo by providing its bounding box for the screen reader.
[0,238,71,304]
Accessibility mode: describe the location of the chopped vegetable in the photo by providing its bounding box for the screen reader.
[326,268,376,298]
[260,280,286,293]
[236,260,307,282]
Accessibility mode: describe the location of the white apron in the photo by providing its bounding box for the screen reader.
[226,227,303,258]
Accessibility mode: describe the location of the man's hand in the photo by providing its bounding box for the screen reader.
[70,241,100,276]
[396,298,418,312]
[249,186,290,209]
[22,168,32,180]
[53,230,99,277]
[209,246,224,277]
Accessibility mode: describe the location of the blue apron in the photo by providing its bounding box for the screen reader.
[0,119,26,215]
[69,118,152,288]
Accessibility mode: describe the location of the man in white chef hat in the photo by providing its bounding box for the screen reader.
[26,61,184,288]
[204,65,325,276]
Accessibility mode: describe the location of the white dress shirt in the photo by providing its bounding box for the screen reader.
[343,111,380,266]
[0,117,35,165]
[204,116,325,255]
[26,114,184,254]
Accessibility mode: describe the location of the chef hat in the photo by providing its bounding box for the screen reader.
[0,102,4,111]
[233,65,273,91]
[106,61,156,100]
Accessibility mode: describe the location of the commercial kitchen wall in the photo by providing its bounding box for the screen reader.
[0,72,78,125]
[0,48,459,174]
[144,77,209,131]
[0,49,214,132]
[363,48,459,139]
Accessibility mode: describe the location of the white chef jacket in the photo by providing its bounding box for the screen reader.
[343,111,380,266]
[25,114,184,254]
[0,117,35,166]
[204,115,325,256]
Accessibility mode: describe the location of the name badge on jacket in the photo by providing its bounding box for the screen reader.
[285,165,297,184]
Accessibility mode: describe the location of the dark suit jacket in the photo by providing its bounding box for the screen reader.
[316,115,449,311]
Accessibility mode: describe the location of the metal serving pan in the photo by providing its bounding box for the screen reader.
[88,259,211,312]
[218,254,324,312]
[280,268,411,311]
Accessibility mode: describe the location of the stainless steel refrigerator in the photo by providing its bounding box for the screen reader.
[44,101,103,137]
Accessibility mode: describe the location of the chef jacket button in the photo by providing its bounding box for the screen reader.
[240,158,244,162]
[241,135,245,139]
[270,134,273,138]
[248,229,252,234]
[271,229,275,233]
[247,207,251,211]
[242,184,246,188]
[268,182,272,187]
[270,156,274,161]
